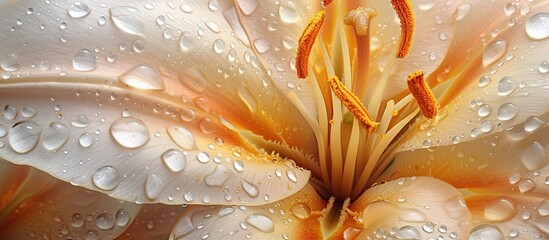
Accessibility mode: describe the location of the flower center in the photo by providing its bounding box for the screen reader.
[291,0,437,202]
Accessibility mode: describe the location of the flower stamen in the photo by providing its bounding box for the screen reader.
[390,0,415,58]
[407,71,438,119]
[321,0,333,8]
[296,10,326,79]
[328,76,379,132]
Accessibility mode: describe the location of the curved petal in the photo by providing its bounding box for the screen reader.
[349,177,471,239]
[466,195,549,238]
[380,119,549,198]
[0,0,312,205]
[169,184,326,239]
[395,0,549,151]
[123,204,184,239]
[235,0,322,118]
[0,163,141,239]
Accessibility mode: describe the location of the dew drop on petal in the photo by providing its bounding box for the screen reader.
[184,191,194,202]
[497,77,515,96]
[119,64,165,90]
[8,121,41,154]
[68,2,91,18]
[482,39,507,66]
[71,213,84,228]
[241,179,259,198]
[395,225,420,240]
[521,141,547,171]
[526,13,549,40]
[286,169,298,183]
[290,203,311,219]
[469,225,504,240]
[497,103,518,121]
[109,117,150,148]
[538,199,549,216]
[245,213,274,233]
[204,165,232,187]
[71,114,90,128]
[0,54,20,72]
[95,212,115,230]
[278,3,298,23]
[166,125,196,150]
[110,6,144,35]
[524,116,544,133]
[161,149,187,172]
[484,197,516,221]
[218,207,235,217]
[41,122,70,151]
[78,132,93,148]
[21,107,36,118]
[92,166,120,190]
[112,209,129,228]
[72,49,97,71]
[2,105,17,121]
[145,173,164,200]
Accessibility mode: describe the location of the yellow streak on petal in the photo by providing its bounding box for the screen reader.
[390,0,415,58]
[328,76,379,132]
[407,71,438,119]
[296,10,326,79]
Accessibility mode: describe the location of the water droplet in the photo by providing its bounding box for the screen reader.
[286,169,298,183]
[208,0,219,11]
[470,225,503,240]
[205,165,232,187]
[115,208,130,227]
[197,151,210,163]
[184,191,194,202]
[179,31,196,52]
[396,225,420,240]
[245,213,274,233]
[213,39,225,54]
[480,120,493,133]
[205,21,220,33]
[497,77,515,96]
[218,207,235,217]
[132,39,145,52]
[483,39,507,66]
[524,116,544,133]
[520,141,547,171]
[279,3,298,23]
[233,160,244,172]
[478,104,491,117]
[98,16,107,26]
[8,121,41,153]
[71,213,84,228]
[180,108,196,122]
[72,49,97,71]
[167,125,196,150]
[497,103,518,121]
[518,178,535,193]
[400,210,427,222]
[484,197,516,221]
[109,117,150,148]
[526,13,549,40]
[422,222,435,233]
[161,149,186,172]
[253,38,271,53]
[119,64,165,90]
[180,3,193,13]
[21,107,36,118]
[290,203,311,219]
[156,15,165,25]
[110,6,144,35]
[78,132,93,147]
[71,114,90,128]
[2,105,17,120]
[95,212,115,230]
[92,166,120,190]
[241,179,259,198]
[504,3,516,15]
[478,76,491,88]
[41,122,69,151]
[0,54,20,72]
[68,2,91,18]
[145,173,164,200]
[538,199,549,216]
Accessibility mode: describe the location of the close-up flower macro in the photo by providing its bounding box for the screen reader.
[1,0,549,239]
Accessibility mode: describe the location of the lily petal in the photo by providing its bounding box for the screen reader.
[0,163,141,239]
[0,0,311,205]
[349,177,471,239]
[466,194,549,238]
[169,184,326,239]
[235,0,322,118]
[123,204,183,239]
[395,0,549,150]
[380,121,549,198]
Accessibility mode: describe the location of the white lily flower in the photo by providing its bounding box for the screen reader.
[1,0,549,239]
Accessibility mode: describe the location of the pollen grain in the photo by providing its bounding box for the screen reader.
[407,71,438,119]
[296,10,326,79]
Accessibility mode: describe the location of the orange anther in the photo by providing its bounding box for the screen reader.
[407,71,438,119]
[328,76,379,132]
[321,0,333,8]
[390,0,415,58]
[296,10,326,79]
